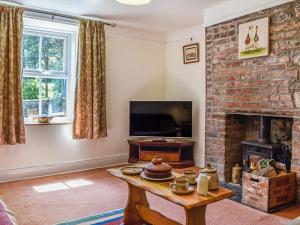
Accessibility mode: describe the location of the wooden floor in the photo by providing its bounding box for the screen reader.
[0,166,298,225]
[273,204,300,219]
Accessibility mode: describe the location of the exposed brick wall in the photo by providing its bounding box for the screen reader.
[205,1,300,201]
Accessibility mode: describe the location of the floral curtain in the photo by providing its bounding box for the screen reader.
[0,7,25,145]
[73,20,107,139]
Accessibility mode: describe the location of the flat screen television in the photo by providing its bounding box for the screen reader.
[129,101,192,138]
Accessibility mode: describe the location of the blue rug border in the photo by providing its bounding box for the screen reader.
[56,208,124,225]
[91,216,123,225]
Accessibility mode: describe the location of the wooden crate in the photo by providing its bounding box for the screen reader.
[242,172,296,212]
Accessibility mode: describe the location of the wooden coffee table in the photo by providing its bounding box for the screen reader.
[108,167,233,225]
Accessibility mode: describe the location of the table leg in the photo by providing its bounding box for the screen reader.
[124,182,150,225]
[185,205,207,225]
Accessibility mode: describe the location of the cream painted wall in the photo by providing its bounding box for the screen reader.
[0,27,166,175]
[165,26,206,167]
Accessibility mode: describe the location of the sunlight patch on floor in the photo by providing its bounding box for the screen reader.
[33,179,94,193]
[33,182,69,193]
[65,179,93,188]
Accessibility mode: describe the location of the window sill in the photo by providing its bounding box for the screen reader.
[25,117,73,126]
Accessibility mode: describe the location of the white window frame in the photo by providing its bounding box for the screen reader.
[23,17,79,124]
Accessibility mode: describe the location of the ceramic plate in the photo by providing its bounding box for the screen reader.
[140,172,175,181]
[121,166,144,175]
[170,185,194,195]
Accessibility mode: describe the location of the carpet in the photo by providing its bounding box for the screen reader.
[56,209,124,225]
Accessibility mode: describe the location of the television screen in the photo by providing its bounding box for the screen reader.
[129,101,192,138]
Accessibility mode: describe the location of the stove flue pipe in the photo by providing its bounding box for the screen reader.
[258,116,271,144]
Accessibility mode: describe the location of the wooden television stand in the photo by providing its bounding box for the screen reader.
[128,138,195,168]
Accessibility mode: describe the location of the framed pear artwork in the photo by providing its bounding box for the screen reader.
[238,17,269,59]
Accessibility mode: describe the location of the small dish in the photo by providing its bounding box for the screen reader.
[33,115,54,123]
[121,166,144,175]
[170,185,194,195]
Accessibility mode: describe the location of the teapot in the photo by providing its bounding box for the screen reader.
[203,163,219,190]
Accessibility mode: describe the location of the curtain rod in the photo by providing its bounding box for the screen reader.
[0,1,117,27]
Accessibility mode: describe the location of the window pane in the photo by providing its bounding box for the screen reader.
[41,78,67,116]
[41,37,64,72]
[22,77,39,118]
[22,77,67,118]
[23,35,40,70]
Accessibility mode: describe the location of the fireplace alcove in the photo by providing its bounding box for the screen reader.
[224,113,293,183]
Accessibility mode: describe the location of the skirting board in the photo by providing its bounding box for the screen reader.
[0,153,128,183]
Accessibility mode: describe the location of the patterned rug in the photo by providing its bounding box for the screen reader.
[56,209,124,225]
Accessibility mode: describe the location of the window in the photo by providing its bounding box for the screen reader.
[22,21,77,123]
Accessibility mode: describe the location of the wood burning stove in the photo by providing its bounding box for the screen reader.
[241,116,292,172]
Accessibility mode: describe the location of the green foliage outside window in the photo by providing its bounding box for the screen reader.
[23,34,64,72]
[41,37,64,72]
[41,78,65,104]
[23,35,39,70]
[22,78,39,100]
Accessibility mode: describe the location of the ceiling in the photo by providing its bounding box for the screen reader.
[5,0,226,34]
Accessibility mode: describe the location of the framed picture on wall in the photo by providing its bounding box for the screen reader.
[183,43,199,64]
[238,17,270,59]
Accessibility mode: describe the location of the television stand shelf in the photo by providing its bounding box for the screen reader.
[128,139,195,168]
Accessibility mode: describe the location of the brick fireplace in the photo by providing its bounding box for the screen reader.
[205,1,300,201]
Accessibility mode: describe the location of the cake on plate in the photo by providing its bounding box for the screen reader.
[144,157,172,179]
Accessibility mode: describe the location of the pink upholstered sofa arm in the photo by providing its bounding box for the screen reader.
[0,199,17,225]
